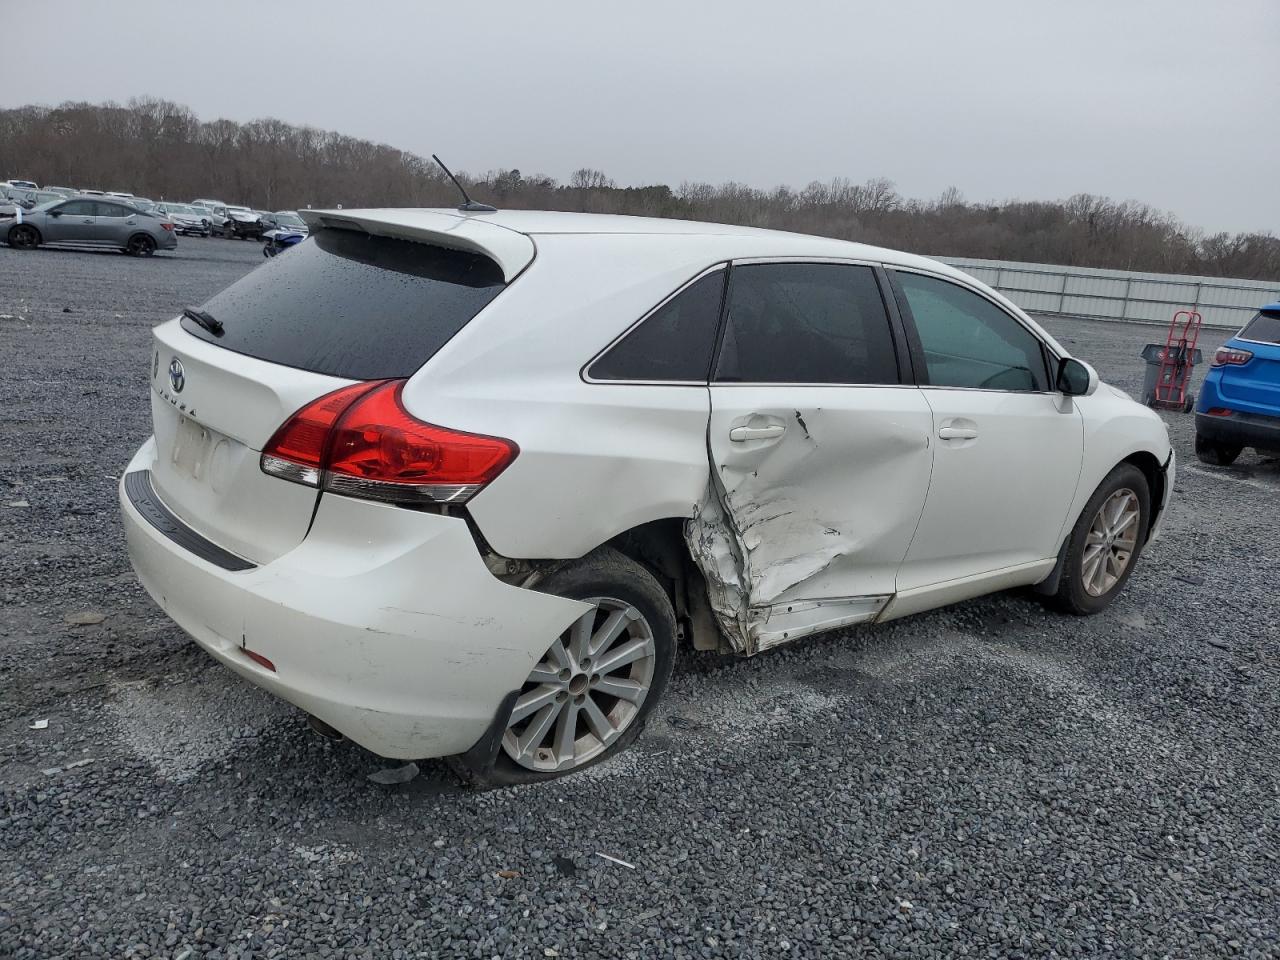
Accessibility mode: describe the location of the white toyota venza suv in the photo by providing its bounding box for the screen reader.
[120,208,1174,783]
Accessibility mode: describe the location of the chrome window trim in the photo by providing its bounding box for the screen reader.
[730,255,883,268]
[582,255,1065,392]
[709,382,928,390]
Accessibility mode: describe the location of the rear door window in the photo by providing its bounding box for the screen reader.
[181,228,506,379]
[714,262,900,384]
[588,269,725,382]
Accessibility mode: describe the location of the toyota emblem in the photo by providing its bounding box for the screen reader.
[168,357,186,393]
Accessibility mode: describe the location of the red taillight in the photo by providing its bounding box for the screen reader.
[261,380,517,505]
[160,222,175,231]
[1204,407,1234,417]
[1212,347,1253,367]
[260,381,386,486]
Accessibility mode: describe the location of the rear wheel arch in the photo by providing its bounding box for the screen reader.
[603,518,722,653]
[456,544,679,785]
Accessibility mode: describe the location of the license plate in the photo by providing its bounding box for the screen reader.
[171,415,215,481]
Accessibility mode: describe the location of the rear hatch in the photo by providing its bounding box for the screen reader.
[1219,311,1280,411]
[146,220,523,564]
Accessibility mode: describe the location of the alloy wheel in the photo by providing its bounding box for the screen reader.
[1081,488,1140,596]
[502,597,656,772]
[128,235,156,257]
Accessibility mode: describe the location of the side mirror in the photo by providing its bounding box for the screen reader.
[1057,357,1098,397]
[49,210,62,218]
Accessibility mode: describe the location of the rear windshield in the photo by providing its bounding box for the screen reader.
[1241,311,1280,345]
[182,229,506,379]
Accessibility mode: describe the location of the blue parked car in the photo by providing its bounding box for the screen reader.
[1194,302,1280,465]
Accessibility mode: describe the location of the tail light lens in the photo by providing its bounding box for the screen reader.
[1212,347,1253,367]
[261,380,517,505]
[160,222,175,231]
[260,381,385,486]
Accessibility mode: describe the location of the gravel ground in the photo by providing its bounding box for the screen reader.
[1,239,1277,959]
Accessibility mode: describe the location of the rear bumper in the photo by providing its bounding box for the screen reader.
[119,438,588,760]
[1195,411,1280,451]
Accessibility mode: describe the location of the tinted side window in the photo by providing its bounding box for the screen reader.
[96,203,129,217]
[58,200,95,216]
[895,272,1049,391]
[588,269,725,382]
[1241,311,1280,345]
[182,228,506,379]
[714,263,898,384]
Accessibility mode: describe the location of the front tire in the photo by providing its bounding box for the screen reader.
[460,547,676,785]
[6,224,40,250]
[1052,463,1150,615]
[1195,433,1242,466]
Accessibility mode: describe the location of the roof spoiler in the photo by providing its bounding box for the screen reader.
[297,209,535,282]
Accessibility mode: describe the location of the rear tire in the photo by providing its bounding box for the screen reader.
[6,224,40,250]
[1051,463,1150,616]
[126,233,156,257]
[1195,433,1242,466]
[454,547,676,786]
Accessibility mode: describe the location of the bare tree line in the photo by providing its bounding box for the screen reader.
[2,97,1276,280]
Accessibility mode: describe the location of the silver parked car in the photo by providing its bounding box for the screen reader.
[4,198,178,256]
[191,199,230,236]
[155,203,212,237]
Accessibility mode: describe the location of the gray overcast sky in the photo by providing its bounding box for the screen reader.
[4,0,1277,233]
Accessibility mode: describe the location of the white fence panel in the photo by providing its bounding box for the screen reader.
[939,256,1280,329]
[1016,290,1062,313]
[1009,270,1064,294]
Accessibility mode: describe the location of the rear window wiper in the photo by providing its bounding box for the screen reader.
[182,306,224,337]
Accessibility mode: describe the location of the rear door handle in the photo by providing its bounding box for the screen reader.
[938,426,978,440]
[730,424,786,442]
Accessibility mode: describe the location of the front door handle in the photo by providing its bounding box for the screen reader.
[938,426,978,440]
[730,424,786,442]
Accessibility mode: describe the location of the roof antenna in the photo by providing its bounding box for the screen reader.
[432,154,496,213]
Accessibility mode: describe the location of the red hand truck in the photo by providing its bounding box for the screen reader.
[1146,309,1203,413]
